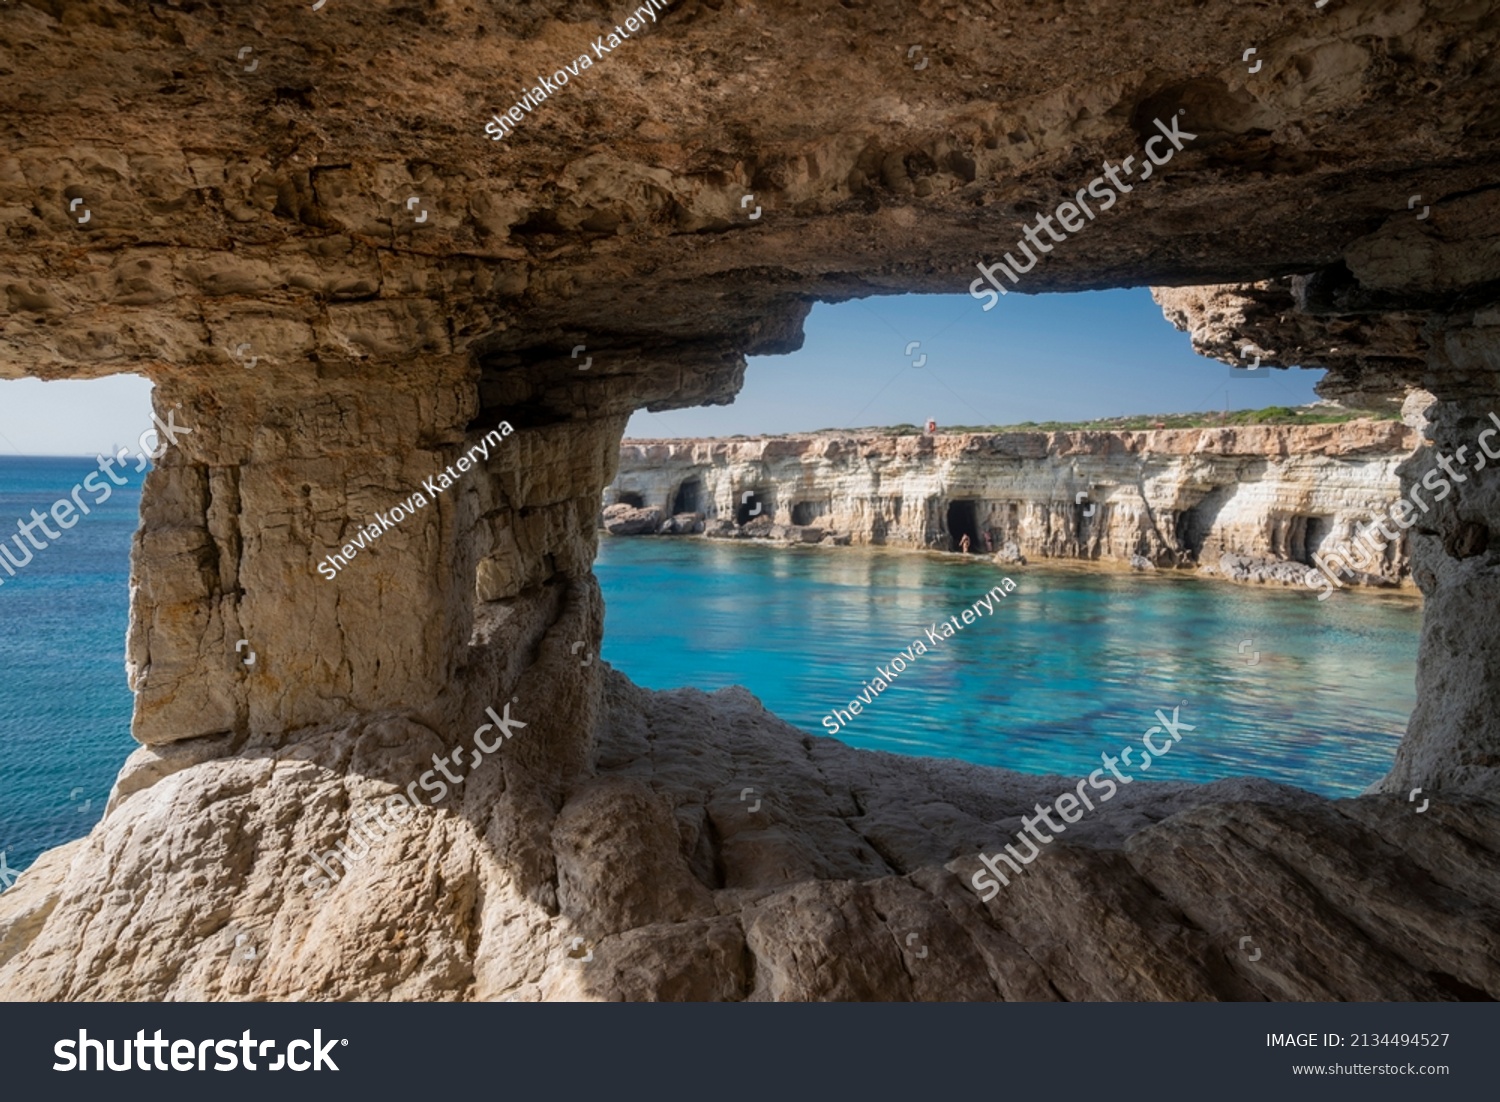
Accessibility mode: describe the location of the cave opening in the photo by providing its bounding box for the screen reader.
[0,373,157,873]
[601,289,1422,805]
[617,491,645,508]
[736,490,768,524]
[1303,515,1333,564]
[1176,488,1232,559]
[947,500,982,552]
[1276,514,1310,563]
[672,479,703,515]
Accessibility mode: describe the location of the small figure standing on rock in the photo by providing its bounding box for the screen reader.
[959,534,971,554]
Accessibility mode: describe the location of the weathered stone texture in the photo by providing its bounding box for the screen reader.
[3,674,1496,1001]
[609,422,1418,584]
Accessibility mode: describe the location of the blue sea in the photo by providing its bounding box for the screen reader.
[0,456,144,877]
[0,455,1423,880]
[596,537,1421,798]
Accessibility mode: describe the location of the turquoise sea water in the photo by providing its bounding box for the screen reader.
[0,457,143,875]
[0,458,1423,879]
[596,537,1421,799]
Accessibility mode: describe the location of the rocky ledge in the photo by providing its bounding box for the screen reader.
[2,669,1494,1001]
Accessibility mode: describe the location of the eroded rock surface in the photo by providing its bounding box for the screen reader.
[609,422,1418,584]
[1,672,1495,1001]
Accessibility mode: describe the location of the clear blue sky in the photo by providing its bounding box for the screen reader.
[626,288,1324,437]
[0,289,1324,455]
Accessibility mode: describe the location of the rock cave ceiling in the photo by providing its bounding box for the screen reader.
[0,0,1496,413]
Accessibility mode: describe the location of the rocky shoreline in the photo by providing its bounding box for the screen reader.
[604,421,1420,593]
[602,503,1415,595]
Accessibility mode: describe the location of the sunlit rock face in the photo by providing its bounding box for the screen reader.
[610,422,1418,584]
[1,0,1499,999]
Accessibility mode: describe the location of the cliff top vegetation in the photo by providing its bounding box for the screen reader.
[798,404,1402,439]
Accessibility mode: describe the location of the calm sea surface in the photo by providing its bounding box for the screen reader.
[596,537,1421,799]
[0,457,143,873]
[0,457,1422,876]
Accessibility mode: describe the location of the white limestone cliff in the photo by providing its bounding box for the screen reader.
[609,421,1418,587]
